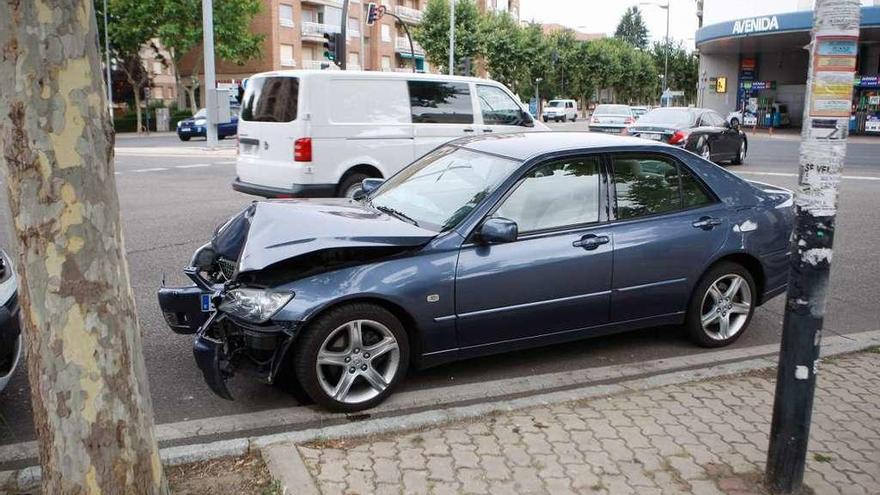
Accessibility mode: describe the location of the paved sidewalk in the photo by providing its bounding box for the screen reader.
[296,351,879,494]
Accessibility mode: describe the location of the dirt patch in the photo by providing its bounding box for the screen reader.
[166,451,280,495]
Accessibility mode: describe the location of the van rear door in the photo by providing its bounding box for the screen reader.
[410,80,477,160]
[236,76,306,191]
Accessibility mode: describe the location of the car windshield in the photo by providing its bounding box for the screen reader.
[194,109,206,119]
[637,108,696,127]
[547,101,564,107]
[594,104,631,116]
[368,146,521,232]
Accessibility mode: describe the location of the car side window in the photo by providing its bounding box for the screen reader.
[612,155,682,219]
[408,81,474,124]
[680,166,714,208]
[495,157,601,233]
[707,112,724,127]
[477,85,524,126]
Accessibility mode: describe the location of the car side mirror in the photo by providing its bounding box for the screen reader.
[354,178,384,200]
[478,217,518,244]
[520,110,535,127]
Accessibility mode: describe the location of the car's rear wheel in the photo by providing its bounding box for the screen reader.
[699,142,712,161]
[731,140,746,165]
[294,303,409,412]
[686,262,756,348]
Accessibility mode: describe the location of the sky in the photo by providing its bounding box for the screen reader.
[519,0,701,49]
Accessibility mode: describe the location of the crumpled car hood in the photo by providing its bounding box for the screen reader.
[234,199,437,273]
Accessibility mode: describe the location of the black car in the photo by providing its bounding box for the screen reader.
[176,107,239,142]
[625,107,747,165]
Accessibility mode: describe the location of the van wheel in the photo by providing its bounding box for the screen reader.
[572,115,577,122]
[338,173,369,198]
[294,303,409,412]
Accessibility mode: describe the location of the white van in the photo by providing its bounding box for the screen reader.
[542,99,578,122]
[234,70,547,198]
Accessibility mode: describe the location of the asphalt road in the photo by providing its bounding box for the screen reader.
[1,130,878,458]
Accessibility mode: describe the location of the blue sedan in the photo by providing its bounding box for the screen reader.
[158,132,794,411]
[176,108,238,141]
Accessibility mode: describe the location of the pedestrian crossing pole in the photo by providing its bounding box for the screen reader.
[765,1,860,493]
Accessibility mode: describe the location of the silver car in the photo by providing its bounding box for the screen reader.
[0,250,21,394]
[589,104,635,134]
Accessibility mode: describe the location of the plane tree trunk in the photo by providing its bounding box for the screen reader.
[0,1,168,493]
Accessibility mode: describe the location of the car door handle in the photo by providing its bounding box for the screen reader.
[572,234,610,250]
[463,128,475,133]
[692,216,722,230]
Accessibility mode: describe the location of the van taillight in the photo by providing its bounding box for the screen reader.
[294,138,312,162]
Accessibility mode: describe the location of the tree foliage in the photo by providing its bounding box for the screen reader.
[651,40,699,101]
[155,0,263,113]
[415,0,482,74]
[615,6,649,49]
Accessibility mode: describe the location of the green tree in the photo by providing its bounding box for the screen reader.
[480,11,527,93]
[156,0,263,114]
[651,40,698,103]
[415,0,482,74]
[544,29,578,99]
[615,6,649,50]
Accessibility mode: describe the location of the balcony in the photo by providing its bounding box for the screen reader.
[395,37,424,55]
[302,0,343,8]
[394,5,423,24]
[301,22,340,42]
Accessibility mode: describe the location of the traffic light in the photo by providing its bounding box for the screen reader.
[322,32,344,67]
[366,2,380,25]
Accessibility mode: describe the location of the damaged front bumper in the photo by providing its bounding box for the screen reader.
[157,268,298,400]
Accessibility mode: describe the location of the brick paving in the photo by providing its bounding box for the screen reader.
[298,351,880,494]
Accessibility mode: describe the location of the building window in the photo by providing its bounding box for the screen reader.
[280,4,294,27]
[347,17,360,38]
[153,87,164,99]
[348,52,359,68]
[152,61,163,75]
[381,56,392,70]
[381,24,391,42]
[281,44,296,67]
[302,8,317,23]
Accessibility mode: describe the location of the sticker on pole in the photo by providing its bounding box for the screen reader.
[809,36,857,118]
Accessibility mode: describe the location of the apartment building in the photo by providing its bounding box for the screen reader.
[167,0,519,106]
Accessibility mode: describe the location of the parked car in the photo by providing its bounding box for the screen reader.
[0,250,21,395]
[159,132,794,412]
[233,70,548,199]
[588,104,635,133]
[176,107,239,141]
[543,99,578,122]
[626,107,748,165]
[631,106,650,120]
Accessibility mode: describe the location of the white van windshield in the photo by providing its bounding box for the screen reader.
[241,77,299,122]
[547,101,564,107]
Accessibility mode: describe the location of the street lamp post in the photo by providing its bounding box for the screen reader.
[535,77,543,119]
[641,0,670,91]
[448,0,455,75]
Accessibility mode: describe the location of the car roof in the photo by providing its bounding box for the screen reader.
[247,69,498,85]
[457,132,672,161]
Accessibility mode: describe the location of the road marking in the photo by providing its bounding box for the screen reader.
[215,161,236,165]
[738,171,880,181]
[132,167,168,173]
[176,163,211,169]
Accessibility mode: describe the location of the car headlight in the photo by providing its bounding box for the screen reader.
[0,252,16,305]
[195,118,207,126]
[218,288,293,323]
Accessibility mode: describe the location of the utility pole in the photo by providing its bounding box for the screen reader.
[765,1,860,493]
[202,0,218,147]
[663,0,669,91]
[341,0,349,69]
[448,0,455,75]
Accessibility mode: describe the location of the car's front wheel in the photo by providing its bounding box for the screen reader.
[731,140,746,165]
[686,262,756,348]
[179,135,190,142]
[699,142,712,162]
[294,303,409,412]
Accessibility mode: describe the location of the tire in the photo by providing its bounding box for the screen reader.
[293,303,410,412]
[179,135,190,142]
[338,172,370,199]
[562,115,568,123]
[543,117,548,123]
[685,262,757,348]
[699,142,712,162]
[731,139,746,165]
[572,115,577,122]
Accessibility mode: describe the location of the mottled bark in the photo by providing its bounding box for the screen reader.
[0,1,168,494]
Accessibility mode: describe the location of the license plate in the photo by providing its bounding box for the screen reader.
[181,127,191,132]
[200,293,215,312]
[642,133,662,140]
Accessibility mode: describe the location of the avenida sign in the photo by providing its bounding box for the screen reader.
[732,16,780,35]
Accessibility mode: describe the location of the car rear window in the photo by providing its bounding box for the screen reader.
[241,77,299,122]
[408,81,474,124]
[594,104,631,116]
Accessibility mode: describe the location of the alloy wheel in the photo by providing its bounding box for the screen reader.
[315,319,401,404]
[700,274,752,341]
[739,142,746,162]
[701,144,711,160]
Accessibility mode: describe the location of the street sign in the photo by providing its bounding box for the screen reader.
[716,76,727,93]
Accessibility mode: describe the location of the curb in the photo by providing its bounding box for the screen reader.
[2,330,878,493]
